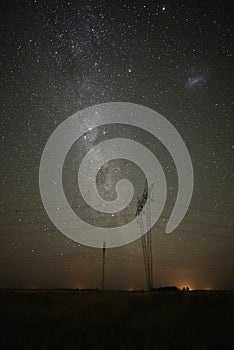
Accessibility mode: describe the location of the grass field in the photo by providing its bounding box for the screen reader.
[0,290,233,350]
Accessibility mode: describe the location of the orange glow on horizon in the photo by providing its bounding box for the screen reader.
[178,283,194,291]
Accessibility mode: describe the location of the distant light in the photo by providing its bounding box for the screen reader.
[162,6,166,11]
[179,282,193,291]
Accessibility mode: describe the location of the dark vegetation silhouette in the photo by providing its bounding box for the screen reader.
[0,289,233,349]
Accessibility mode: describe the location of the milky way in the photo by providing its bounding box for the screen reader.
[0,0,233,290]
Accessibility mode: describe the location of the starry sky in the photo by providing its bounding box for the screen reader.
[0,0,233,290]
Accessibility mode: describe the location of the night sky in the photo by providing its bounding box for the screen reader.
[0,0,233,290]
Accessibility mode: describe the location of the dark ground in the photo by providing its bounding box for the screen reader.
[0,290,233,350]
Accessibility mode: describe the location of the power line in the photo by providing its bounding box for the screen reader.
[1,252,233,271]
[1,200,234,217]
[1,210,233,231]
[2,221,233,241]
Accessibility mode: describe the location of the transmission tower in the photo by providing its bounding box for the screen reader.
[101,241,106,291]
[136,181,154,291]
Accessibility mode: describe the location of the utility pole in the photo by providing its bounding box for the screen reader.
[101,241,106,291]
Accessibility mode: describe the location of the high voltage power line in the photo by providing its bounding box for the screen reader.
[2,201,234,217]
[2,221,233,240]
[0,252,233,271]
[1,208,233,231]
[1,192,233,289]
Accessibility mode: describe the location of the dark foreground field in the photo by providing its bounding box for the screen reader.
[0,290,233,350]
